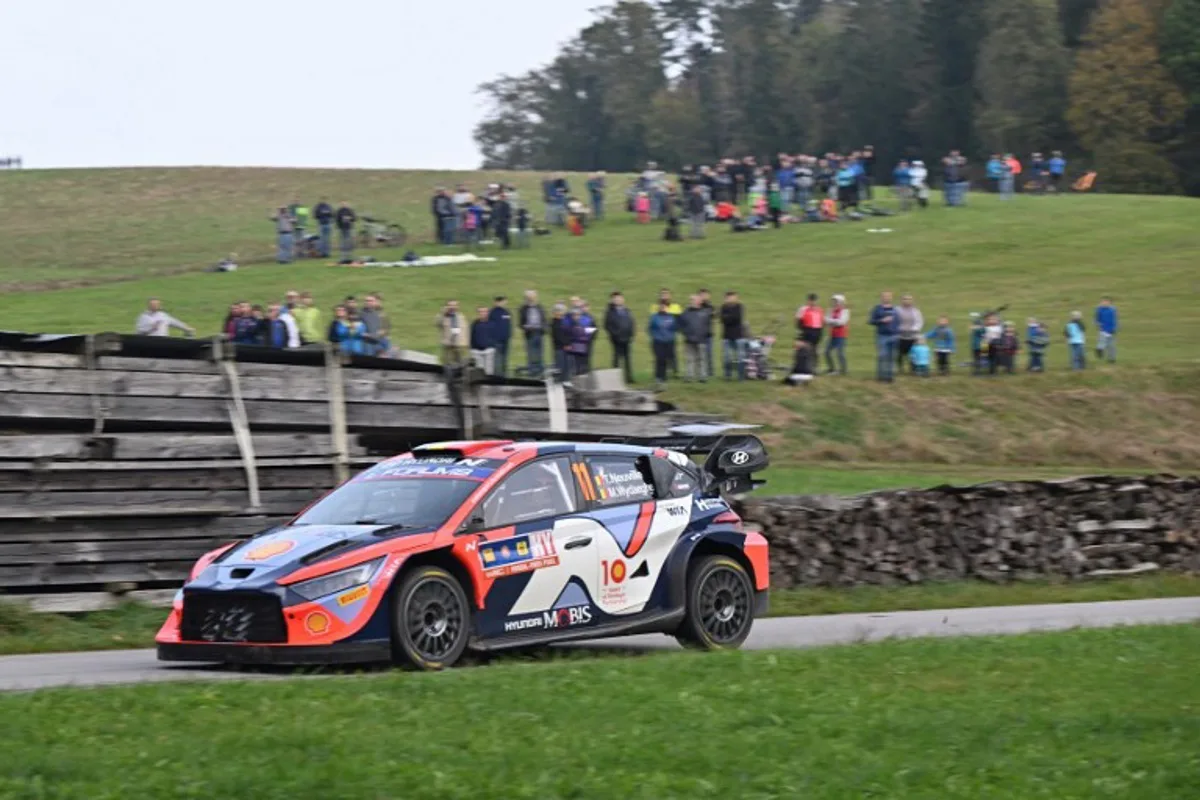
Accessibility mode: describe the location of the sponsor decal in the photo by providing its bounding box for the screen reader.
[337,585,370,607]
[695,498,727,511]
[304,610,330,635]
[375,556,402,586]
[665,504,687,517]
[479,531,559,578]
[592,465,654,503]
[362,463,493,480]
[244,539,295,561]
[729,450,751,466]
[601,559,628,605]
[503,604,593,633]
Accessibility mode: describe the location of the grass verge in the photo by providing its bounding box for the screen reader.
[3,573,1197,657]
[1,625,1198,798]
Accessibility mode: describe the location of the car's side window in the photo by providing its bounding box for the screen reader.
[667,464,699,498]
[480,457,578,528]
[581,456,657,507]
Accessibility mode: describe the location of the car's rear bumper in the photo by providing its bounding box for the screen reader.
[157,639,391,666]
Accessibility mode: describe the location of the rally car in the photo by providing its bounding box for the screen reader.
[156,428,770,670]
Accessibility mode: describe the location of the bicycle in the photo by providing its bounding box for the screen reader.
[357,216,408,249]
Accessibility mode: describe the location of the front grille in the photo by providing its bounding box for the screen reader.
[181,592,287,643]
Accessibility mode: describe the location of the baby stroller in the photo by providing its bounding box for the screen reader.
[742,319,781,380]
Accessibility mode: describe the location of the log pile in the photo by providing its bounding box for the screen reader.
[736,475,1200,588]
[0,332,697,595]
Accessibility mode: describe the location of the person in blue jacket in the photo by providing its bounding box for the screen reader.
[1048,151,1066,192]
[868,291,900,383]
[926,316,956,375]
[1065,311,1086,370]
[892,160,913,211]
[648,300,678,391]
[1094,296,1118,363]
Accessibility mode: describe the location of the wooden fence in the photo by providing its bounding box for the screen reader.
[0,332,701,600]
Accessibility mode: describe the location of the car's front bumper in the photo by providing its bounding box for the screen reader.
[156,639,391,665]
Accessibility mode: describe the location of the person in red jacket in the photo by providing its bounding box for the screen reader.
[825,294,850,374]
[796,293,825,348]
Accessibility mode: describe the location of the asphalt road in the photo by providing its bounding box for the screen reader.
[2,596,1198,692]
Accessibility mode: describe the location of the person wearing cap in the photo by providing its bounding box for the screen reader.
[825,294,849,375]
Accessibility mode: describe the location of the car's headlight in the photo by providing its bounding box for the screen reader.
[290,557,385,601]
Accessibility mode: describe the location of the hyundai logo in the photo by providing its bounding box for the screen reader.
[729,450,751,466]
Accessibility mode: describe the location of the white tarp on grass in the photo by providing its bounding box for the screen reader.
[342,253,498,268]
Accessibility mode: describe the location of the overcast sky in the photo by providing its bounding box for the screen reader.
[2,0,596,170]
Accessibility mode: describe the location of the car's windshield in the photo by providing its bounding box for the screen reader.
[292,478,479,528]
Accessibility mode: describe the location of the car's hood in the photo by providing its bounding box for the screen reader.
[220,523,436,569]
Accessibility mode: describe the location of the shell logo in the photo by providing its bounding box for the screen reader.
[244,539,296,561]
[305,611,330,635]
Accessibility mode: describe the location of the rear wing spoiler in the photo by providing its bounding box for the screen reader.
[601,423,770,497]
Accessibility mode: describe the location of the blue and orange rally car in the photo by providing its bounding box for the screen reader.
[156,428,770,670]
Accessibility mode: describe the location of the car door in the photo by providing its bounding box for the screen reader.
[463,456,596,632]
[576,454,692,616]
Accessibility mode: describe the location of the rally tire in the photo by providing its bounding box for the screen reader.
[391,566,471,670]
[675,555,754,650]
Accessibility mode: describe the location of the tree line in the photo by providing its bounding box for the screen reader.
[474,0,1200,195]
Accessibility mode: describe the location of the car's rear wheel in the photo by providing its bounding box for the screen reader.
[675,555,754,650]
[391,566,470,670]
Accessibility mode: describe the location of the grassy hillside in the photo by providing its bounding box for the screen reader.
[1,168,1197,471]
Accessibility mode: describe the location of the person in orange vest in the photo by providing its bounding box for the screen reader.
[797,293,825,349]
[1002,153,1020,198]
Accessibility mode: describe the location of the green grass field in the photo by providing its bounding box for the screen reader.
[2,625,1197,798]
[1,168,1198,471]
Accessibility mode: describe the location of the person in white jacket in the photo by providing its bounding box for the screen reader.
[909,160,929,208]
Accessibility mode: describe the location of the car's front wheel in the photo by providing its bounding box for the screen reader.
[675,555,755,650]
[391,566,470,670]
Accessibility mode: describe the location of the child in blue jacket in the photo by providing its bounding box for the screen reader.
[926,316,956,375]
[909,336,932,376]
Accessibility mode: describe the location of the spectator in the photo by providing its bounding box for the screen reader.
[720,291,746,380]
[648,300,678,392]
[604,291,636,385]
[433,188,457,246]
[488,296,513,376]
[250,304,270,344]
[1027,318,1049,372]
[272,206,295,264]
[1065,311,1086,370]
[564,305,592,379]
[587,172,606,221]
[861,145,876,200]
[926,316,956,375]
[825,294,849,375]
[986,153,1005,192]
[835,161,858,211]
[909,160,930,208]
[436,300,468,367]
[687,186,706,239]
[515,207,531,248]
[519,290,546,378]
[551,173,570,225]
[328,305,362,355]
[135,298,194,338]
[983,312,1003,372]
[795,156,815,209]
[909,336,931,376]
[335,201,356,262]
[343,295,360,318]
[1095,296,1118,363]
[550,303,572,379]
[288,200,309,255]
[698,288,715,379]
[992,323,1020,374]
[895,294,925,373]
[462,197,483,248]
[783,340,815,386]
[470,306,496,375]
[265,303,295,349]
[293,291,322,346]
[868,291,899,383]
[1003,153,1020,196]
[892,160,912,211]
[969,313,987,374]
[231,301,259,345]
[360,293,391,357]
[222,302,240,338]
[313,199,334,258]
[943,150,967,207]
[679,295,711,383]
[797,293,824,349]
[650,289,682,379]
[492,192,512,249]
[1048,151,1066,192]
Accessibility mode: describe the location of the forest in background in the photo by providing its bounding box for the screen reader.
[474,0,1200,195]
